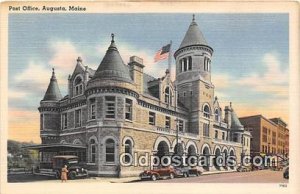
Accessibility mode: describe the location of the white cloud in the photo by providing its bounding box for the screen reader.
[49,40,84,73]
[237,52,288,98]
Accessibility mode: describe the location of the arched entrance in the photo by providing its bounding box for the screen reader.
[202,146,210,171]
[223,149,228,170]
[214,147,221,170]
[187,145,197,165]
[229,150,235,169]
[173,143,184,166]
[156,141,170,166]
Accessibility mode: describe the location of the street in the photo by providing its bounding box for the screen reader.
[136,170,288,183]
[8,170,288,183]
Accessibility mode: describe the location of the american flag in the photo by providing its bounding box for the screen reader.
[154,44,171,62]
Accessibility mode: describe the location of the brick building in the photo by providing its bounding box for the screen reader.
[34,16,251,177]
[240,115,289,157]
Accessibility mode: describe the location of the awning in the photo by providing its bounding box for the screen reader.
[22,143,87,151]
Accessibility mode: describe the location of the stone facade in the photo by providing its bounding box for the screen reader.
[38,17,250,177]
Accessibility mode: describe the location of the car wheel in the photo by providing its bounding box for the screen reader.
[183,173,188,178]
[69,171,76,180]
[55,171,60,179]
[151,174,157,181]
[170,173,175,179]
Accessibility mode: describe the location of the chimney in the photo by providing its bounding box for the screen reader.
[128,56,144,94]
[224,104,232,128]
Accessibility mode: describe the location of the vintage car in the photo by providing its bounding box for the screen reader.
[139,166,176,181]
[283,166,289,179]
[187,167,202,176]
[174,167,189,178]
[52,155,88,180]
[237,165,251,172]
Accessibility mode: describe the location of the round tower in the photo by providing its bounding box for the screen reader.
[39,68,62,144]
[174,14,213,84]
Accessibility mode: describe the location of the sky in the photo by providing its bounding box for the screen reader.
[8,13,289,143]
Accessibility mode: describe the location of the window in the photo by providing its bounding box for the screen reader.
[180,56,192,72]
[124,140,132,163]
[75,109,82,127]
[183,92,186,97]
[40,114,44,130]
[90,98,96,120]
[272,132,276,145]
[62,113,67,129]
[262,127,267,143]
[203,123,209,137]
[164,87,170,104]
[214,130,218,139]
[125,99,133,120]
[203,105,210,118]
[105,96,116,118]
[90,139,96,163]
[204,57,211,72]
[178,119,184,132]
[188,56,192,70]
[222,132,225,140]
[74,76,83,96]
[214,109,219,122]
[149,112,156,125]
[105,139,115,163]
[165,116,171,129]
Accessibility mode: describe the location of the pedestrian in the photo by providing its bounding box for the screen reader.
[61,165,68,183]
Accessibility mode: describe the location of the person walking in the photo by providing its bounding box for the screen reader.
[61,165,68,183]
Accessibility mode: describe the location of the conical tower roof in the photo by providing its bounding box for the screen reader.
[92,34,132,83]
[42,68,62,101]
[179,15,208,49]
[230,103,244,130]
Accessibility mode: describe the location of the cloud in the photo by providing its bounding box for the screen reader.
[237,52,288,98]
[212,73,232,90]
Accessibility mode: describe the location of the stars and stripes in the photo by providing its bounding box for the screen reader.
[154,44,171,62]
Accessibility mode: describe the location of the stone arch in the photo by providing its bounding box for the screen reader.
[153,136,171,152]
[213,145,222,155]
[88,135,98,143]
[186,140,198,154]
[171,139,185,153]
[60,140,67,144]
[229,147,236,169]
[213,145,222,170]
[201,143,211,171]
[73,139,83,145]
[122,136,135,148]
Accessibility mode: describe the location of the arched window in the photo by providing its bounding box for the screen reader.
[214,109,220,122]
[203,105,210,118]
[74,76,83,96]
[165,87,170,104]
[90,139,96,163]
[188,56,192,70]
[124,140,132,163]
[105,139,115,163]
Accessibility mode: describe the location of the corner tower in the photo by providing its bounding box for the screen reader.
[174,15,214,135]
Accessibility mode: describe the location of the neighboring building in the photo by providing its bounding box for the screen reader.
[33,16,250,177]
[240,115,288,158]
[270,118,289,157]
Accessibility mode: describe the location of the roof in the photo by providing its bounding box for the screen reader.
[42,68,62,101]
[230,108,244,130]
[179,17,208,49]
[22,143,87,150]
[92,34,132,83]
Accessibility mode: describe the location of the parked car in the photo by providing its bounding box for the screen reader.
[52,155,88,180]
[237,165,251,172]
[174,167,189,178]
[139,166,176,181]
[283,167,289,179]
[187,167,202,176]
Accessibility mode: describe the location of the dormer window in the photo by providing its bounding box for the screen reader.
[215,109,220,122]
[74,76,83,96]
[164,87,172,105]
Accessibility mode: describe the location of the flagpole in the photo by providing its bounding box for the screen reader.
[168,40,172,82]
